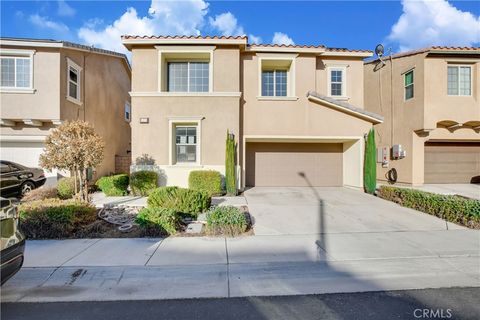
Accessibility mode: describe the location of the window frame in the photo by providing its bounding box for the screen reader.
[404,70,414,101]
[66,58,82,105]
[327,66,347,98]
[124,101,131,122]
[166,60,210,93]
[168,117,203,166]
[447,65,472,97]
[174,125,198,164]
[257,53,297,100]
[0,49,35,93]
[261,68,288,97]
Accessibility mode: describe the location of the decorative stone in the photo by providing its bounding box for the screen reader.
[186,222,204,234]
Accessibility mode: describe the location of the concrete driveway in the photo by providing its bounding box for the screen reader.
[244,187,464,235]
[413,184,480,200]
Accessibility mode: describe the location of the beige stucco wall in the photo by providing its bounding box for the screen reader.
[60,49,132,178]
[365,53,480,185]
[0,47,61,121]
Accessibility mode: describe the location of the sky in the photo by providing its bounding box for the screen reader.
[1,0,479,56]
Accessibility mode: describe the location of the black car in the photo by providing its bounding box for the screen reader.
[0,197,25,285]
[0,160,46,198]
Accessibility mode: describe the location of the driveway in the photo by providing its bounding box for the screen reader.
[244,187,464,235]
[413,184,480,200]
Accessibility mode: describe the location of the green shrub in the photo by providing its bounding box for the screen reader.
[364,128,376,194]
[206,205,247,236]
[130,171,158,196]
[147,187,211,217]
[188,170,223,196]
[19,199,97,239]
[96,174,129,196]
[225,131,237,195]
[22,187,58,202]
[135,207,180,235]
[378,186,480,228]
[57,177,76,199]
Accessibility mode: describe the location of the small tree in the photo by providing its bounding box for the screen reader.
[225,130,237,196]
[364,128,377,195]
[40,120,105,201]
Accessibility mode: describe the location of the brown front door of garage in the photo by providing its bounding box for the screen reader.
[424,142,480,184]
[245,142,343,187]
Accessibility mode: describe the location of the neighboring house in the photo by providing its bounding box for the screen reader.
[364,47,480,186]
[122,35,383,189]
[0,38,132,184]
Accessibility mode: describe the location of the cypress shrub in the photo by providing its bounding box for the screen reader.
[364,128,377,194]
[225,131,237,196]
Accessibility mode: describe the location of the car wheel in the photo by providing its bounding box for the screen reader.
[20,181,35,196]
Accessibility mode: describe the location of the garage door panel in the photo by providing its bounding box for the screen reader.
[425,142,480,184]
[246,143,343,187]
[1,141,57,178]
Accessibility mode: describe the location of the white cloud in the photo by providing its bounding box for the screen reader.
[272,32,294,45]
[78,0,209,54]
[209,12,244,36]
[57,0,75,17]
[388,0,480,51]
[249,34,262,44]
[29,14,69,33]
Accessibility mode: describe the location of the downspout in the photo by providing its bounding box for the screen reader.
[390,54,394,146]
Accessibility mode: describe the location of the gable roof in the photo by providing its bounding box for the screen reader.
[0,37,131,70]
[307,91,384,124]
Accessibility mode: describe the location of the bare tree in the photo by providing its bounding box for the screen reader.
[40,120,105,201]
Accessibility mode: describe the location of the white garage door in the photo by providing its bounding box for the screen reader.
[0,141,58,185]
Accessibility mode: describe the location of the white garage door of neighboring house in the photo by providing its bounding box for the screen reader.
[1,141,58,185]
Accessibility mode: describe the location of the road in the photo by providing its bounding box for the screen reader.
[2,287,479,320]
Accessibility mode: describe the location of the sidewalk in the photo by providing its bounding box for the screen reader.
[2,229,479,302]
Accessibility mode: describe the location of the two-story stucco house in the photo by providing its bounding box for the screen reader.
[122,35,383,190]
[364,47,480,186]
[0,38,132,183]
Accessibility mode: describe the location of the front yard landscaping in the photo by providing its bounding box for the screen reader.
[378,186,480,229]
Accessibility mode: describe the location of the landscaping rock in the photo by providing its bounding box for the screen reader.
[186,222,204,234]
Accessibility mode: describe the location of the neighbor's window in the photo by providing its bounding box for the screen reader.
[261,69,287,97]
[404,70,414,100]
[0,56,32,89]
[175,126,197,163]
[167,62,209,92]
[328,67,346,97]
[448,66,471,96]
[124,102,131,122]
[68,64,80,101]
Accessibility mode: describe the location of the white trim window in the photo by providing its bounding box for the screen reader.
[175,125,198,163]
[0,49,34,92]
[404,70,414,100]
[167,62,209,92]
[328,67,346,97]
[67,58,82,104]
[448,65,471,96]
[261,69,287,97]
[124,102,131,122]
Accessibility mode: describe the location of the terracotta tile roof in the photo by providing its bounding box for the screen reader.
[366,46,480,63]
[250,43,326,49]
[325,47,372,53]
[121,35,247,40]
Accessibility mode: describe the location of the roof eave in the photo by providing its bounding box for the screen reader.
[122,38,248,50]
[247,46,326,54]
[322,51,373,58]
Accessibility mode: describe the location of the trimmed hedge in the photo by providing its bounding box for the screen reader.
[188,170,223,196]
[135,207,180,235]
[147,186,211,217]
[19,199,97,239]
[206,205,247,236]
[22,187,58,202]
[96,174,129,196]
[130,170,158,196]
[57,177,76,199]
[378,186,480,228]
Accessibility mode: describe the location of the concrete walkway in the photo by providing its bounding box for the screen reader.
[414,184,480,200]
[2,228,479,302]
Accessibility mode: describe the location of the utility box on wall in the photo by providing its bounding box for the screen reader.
[392,144,406,159]
[377,146,389,167]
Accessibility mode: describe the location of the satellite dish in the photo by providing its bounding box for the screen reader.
[375,44,384,57]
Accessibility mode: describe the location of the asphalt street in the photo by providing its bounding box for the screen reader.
[2,287,479,320]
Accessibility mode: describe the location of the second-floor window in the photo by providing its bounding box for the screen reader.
[0,55,32,90]
[167,62,209,92]
[448,65,471,96]
[404,70,414,100]
[328,66,346,97]
[124,102,131,122]
[67,58,82,103]
[262,69,287,97]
